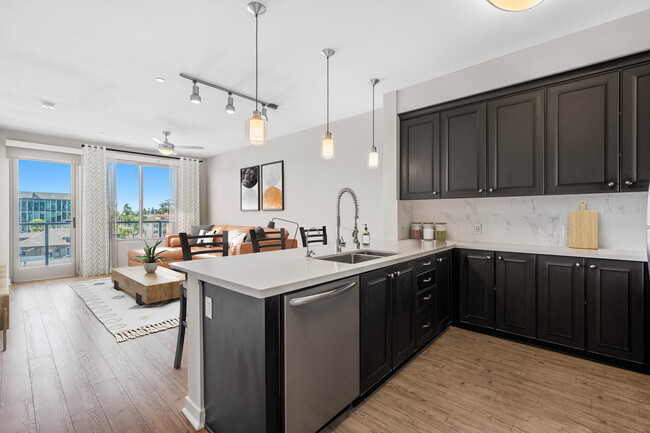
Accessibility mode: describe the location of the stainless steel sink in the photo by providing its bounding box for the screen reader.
[314,250,398,264]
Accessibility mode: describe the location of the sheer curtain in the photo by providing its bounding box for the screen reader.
[171,158,201,234]
[106,152,119,271]
[80,145,109,276]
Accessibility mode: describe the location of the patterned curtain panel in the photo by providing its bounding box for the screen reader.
[175,158,201,234]
[80,146,109,276]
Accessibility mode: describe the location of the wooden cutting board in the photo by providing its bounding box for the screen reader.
[569,201,598,249]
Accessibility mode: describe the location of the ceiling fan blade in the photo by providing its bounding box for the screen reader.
[175,145,204,150]
[151,137,164,144]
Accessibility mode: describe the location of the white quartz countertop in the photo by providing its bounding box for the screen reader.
[170,239,648,299]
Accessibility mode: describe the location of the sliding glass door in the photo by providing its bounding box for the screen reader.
[12,159,77,282]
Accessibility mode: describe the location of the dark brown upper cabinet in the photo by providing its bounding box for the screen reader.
[586,259,644,363]
[546,72,620,194]
[487,90,545,196]
[441,103,487,198]
[621,63,650,191]
[400,113,440,200]
[537,255,586,350]
[495,252,536,338]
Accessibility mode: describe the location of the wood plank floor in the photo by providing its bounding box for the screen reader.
[3,276,650,433]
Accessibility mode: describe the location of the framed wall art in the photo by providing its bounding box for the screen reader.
[240,165,260,211]
[261,160,284,211]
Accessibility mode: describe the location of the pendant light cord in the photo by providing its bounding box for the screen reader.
[372,82,375,150]
[326,56,330,135]
[255,12,259,111]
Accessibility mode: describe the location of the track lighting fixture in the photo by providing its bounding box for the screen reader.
[261,105,268,121]
[225,93,235,114]
[368,78,379,169]
[320,48,335,159]
[190,80,201,104]
[247,2,267,146]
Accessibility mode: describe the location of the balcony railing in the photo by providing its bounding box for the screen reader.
[115,220,169,240]
[18,222,71,267]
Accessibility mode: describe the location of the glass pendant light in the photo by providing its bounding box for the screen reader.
[247,2,267,146]
[321,49,335,159]
[368,78,379,169]
[487,0,543,11]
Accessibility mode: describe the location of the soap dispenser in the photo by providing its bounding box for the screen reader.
[362,224,370,246]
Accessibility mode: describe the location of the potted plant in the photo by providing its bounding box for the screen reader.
[135,239,167,273]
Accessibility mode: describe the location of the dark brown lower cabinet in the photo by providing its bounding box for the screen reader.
[586,259,644,363]
[537,255,586,349]
[436,251,452,331]
[459,249,495,329]
[495,252,536,338]
[360,261,417,393]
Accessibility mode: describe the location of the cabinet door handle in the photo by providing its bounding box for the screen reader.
[395,271,401,277]
[497,256,502,261]
[478,188,484,193]
[486,255,492,260]
[575,263,581,268]
[589,264,597,269]
[437,257,446,262]
[489,188,494,193]
[422,321,431,329]
[423,294,432,301]
[607,181,615,187]
[422,261,432,266]
[432,191,438,195]
[388,272,394,279]
[422,277,432,283]
[625,180,633,186]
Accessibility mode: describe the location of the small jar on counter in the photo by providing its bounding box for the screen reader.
[422,223,435,240]
[435,222,447,241]
[410,222,422,240]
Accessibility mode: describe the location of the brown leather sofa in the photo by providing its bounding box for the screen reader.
[127,225,298,268]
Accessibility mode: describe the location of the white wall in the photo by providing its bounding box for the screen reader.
[205,110,384,244]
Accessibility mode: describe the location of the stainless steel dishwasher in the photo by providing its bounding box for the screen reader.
[284,276,360,433]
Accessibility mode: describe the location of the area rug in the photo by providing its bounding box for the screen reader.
[69,277,179,342]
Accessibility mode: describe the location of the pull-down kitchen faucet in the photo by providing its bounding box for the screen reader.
[336,187,360,252]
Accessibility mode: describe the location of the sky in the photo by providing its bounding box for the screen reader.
[18,160,170,214]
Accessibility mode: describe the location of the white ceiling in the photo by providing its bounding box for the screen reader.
[1,0,650,158]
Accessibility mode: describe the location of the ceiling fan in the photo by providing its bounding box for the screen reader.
[151,131,203,155]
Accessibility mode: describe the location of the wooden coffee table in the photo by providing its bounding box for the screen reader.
[111,266,185,305]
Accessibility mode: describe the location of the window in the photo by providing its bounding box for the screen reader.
[115,162,171,240]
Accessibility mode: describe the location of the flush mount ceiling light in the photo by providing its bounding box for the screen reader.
[321,48,335,160]
[190,80,201,104]
[487,0,543,11]
[41,101,56,110]
[368,78,379,169]
[154,77,166,83]
[247,2,267,146]
[225,93,235,114]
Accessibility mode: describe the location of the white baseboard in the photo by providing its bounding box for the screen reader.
[182,396,205,431]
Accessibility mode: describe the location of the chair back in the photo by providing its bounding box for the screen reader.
[250,229,286,253]
[300,226,328,247]
[178,231,229,261]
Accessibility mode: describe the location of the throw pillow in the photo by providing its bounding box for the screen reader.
[197,229,218,245]
[229,231,248,252]
[190,224,213,245]
[244,226,266,243]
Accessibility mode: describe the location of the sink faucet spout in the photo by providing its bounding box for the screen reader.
[336,187,360,252]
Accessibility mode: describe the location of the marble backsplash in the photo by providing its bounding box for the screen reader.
[399,192,648,252]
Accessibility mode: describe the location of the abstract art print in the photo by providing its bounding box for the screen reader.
[241,165,260,211]
[261,161,284,210]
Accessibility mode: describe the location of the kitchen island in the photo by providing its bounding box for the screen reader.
[171,239,648,432]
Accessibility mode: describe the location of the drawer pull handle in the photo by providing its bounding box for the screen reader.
[589,264,597,269]
[395,271,401,277]
[607,181,615,187]
[497,256,503,261]
[625,180,633,186]
[422,321,431,329]
[423,294,432,301]
[422,261,432,266]
[422,277,432,283]
[575,263,581,268]
[486,255,492,260]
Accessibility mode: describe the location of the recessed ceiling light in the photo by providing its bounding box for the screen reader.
[41,102,56,110]
[155,77,166,83]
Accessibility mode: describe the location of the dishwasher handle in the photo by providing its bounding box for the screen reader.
[289,281,357,307]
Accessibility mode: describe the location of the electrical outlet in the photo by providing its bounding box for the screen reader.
[562,225,570,238]
[205,296,213,319]
[471,224,482,235]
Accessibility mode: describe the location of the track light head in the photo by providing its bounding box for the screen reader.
[190,81,201,104]
[225,93,235,114]
[261,105,268,121]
